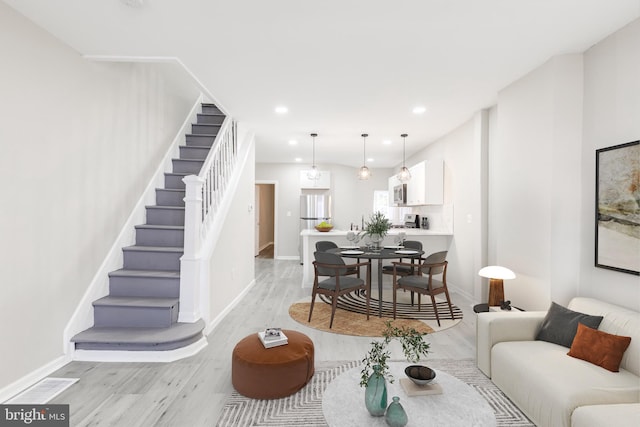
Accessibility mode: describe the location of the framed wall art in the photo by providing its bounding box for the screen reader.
[595,140,640,275]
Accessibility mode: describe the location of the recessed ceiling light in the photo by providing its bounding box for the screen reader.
[289,139,298,145]
[294,157,302,162]
[412,106,426,114]
[367,158,374,163]
[383,139,392,145]
[275,106,288,114]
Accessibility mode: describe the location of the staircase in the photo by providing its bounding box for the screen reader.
[71,103,224,352]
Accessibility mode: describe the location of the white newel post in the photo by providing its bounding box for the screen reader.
[179,175,205,323]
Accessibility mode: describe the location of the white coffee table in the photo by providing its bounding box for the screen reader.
[322,362,496,426]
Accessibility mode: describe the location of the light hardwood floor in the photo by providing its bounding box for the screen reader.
[50,258,478,426]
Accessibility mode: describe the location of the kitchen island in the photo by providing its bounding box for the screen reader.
[300,228,453,288]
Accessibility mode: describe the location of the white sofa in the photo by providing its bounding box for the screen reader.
[477,297,640,427]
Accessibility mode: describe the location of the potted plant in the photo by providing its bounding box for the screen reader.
[360,321,430,416]
[363,211,392,249]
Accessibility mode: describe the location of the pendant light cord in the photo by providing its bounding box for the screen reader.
[362,133,368,165]
[401,133,408,168]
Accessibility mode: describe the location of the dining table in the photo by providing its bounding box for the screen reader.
[328,246,424,317]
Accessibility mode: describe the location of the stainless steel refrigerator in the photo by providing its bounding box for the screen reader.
[299,194,332,262]
[300,194,332,229]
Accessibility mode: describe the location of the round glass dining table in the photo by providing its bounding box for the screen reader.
[328,247,424,317]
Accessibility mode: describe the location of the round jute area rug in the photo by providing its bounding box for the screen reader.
[288,302,433,337]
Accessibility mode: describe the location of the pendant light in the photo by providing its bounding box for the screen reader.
[397,133,411,183]
[307,133,321,180]
[358,133,371,180]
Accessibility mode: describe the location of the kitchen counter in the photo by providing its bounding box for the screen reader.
[300,228,453,288]
[300,228,453,237]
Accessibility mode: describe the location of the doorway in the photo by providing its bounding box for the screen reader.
[255,183,275,258]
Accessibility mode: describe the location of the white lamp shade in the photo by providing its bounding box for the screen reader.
[478,266,515,280]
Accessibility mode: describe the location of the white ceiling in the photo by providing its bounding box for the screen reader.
[5,0,639,167]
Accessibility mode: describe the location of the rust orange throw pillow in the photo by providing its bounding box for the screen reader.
[567,323,631,372]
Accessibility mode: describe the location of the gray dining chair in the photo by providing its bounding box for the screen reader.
[309,251,371,328]
[382,240,423,276]
[315,241,338,252]
[316,240,361,278]
[391,250,454,326]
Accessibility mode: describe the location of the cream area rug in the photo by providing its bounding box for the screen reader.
[288,291,462,337]
[216,359,533,427]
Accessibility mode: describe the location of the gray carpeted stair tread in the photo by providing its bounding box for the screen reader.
[122,245,183,253]
[134,224,184,230]
[145,205,185,211]
[179,144,210,149]
[155,188,185,193]
[108,269,180,279]
[93,296,178,308]
[71,320,205,349]
[72,322,203,344]
[173,158,205,163]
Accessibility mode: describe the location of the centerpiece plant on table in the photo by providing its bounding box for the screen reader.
[359,321,430,417]
[362,211,392,250]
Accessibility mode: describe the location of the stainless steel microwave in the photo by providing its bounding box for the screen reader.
[393,184,407,205]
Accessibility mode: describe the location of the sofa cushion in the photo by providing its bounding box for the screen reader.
[571,403,640,427]
[568,323,632,372]
[536,302,603,348]
[492,340,640,427]
[568,297,640,376]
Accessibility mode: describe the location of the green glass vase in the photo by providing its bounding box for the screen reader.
[385,396,408,427]
[364,365,387,416]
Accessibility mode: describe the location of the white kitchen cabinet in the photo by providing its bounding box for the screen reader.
[406,162,425,205]
[406,160,443,205]
[424,159,444,205]
[299,170,331,189]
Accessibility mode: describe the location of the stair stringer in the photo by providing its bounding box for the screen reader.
[62,94,204,361]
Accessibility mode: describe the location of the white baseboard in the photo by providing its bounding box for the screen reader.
[0,354,71,404]
[276,256,300,261]
[204,279,256,336]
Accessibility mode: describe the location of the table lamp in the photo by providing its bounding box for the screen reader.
[478,266,516,306]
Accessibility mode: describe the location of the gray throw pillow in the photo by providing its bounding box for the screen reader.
[536,302,603,348]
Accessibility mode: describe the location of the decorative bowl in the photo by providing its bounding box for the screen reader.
[315,225,333,232]
[405,365,436,386]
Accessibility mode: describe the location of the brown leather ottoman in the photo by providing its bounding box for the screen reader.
[232,330,315,399]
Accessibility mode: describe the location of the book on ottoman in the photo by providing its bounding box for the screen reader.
[258,328,288,348]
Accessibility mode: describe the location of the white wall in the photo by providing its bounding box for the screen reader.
[208,140,256,322]
[579,19,640,310]
[0,3,200,390]
[255,163,392,258]
[490,54,584,310]
[402,112,487,300]
[490,19,640,312]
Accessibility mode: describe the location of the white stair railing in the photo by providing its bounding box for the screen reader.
[179,116,237,322]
